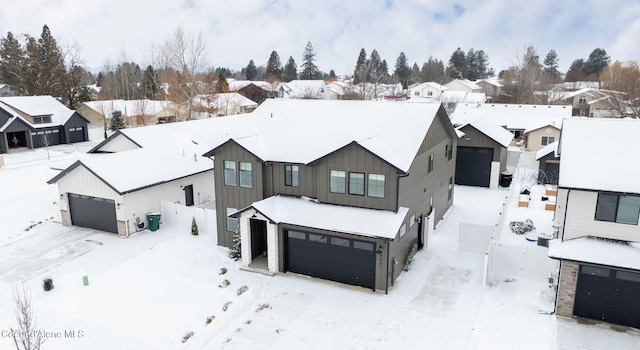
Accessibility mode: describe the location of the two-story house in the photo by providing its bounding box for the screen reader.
[203,99,458,292]
[549,117,640,329]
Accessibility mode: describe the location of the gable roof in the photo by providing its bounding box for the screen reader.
[48,148,213,194]
[82,99,175,117]
[0,95,76,126]
[203,99,448,173]
[457,117,513,148]
[449,103,571,130]
[535,140,559,160]
[558,117,640,193]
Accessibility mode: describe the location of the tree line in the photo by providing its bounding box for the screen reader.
[0,24,638,116]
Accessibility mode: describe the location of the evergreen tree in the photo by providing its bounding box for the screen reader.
[421,56,446,84]
[328,69,336,78]
[565,58,586,82]
[0,31,26,91]
[191,217,199,236]
[394,52,411,89]
[245,59,258,80]
[299,41,319,80]
[368,49,384,83]
[542,49,561,83]
[142,65,159,99]
[466,49,489,81]
[31,25,65,96]
[353,48,368,84]
[447,47,467,79]
[228,232,242,261]
[379,59,389,82]
[583,48,611,78]
[215,72,229,93]
[282,56,298,82]
[109,110,126,131]
[411,62,421,84]
[265,51,282,80]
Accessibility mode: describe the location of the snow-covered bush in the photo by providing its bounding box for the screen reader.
[509,219,536,235]
[228,232,241,261]
[42,277,54,291]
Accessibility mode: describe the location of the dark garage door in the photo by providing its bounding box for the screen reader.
[574,264,640,328]
[68,193,118,234]
[68,126,85,143]
[33,129,62,148]
[285,230,376,289]
[455,146,494,187]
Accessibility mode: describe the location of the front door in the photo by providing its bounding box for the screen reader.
[250,219,267,259]
[183,185,194,206]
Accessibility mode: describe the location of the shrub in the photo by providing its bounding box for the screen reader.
[228,232,241,261]
[509,219,536,235]
[42,277,54,291]
[191,217,199,236]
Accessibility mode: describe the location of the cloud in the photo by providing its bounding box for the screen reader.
[1,0,638,76]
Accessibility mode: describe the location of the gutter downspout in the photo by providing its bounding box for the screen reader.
[385,240,390,294]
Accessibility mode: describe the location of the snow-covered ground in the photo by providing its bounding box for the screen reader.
[1,143,639,350]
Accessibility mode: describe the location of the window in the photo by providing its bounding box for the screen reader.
[349,172,365,196]
[541,136,555,146]
[285,164,299,187]
[368,174,385,198]
[223,161,237,186]
[578,109,587,116]
[409,214,416,228]
[445,143,453,161]
[288,230,306,240]
[331,237,350,247]
[512,130,523,138]
[239,162,253,188]
[427,91,433,97]
[226,207,238,232]
[309,234,327,243]
[354,241,374,251]
[414,91,419,96]
[595,193,640,225]
[428,154,434,172]
[399,223,407,237]
[330,170,346,193]
[578,95,587,104]
[448,177,453,201]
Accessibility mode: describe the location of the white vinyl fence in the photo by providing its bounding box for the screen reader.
[160,200,217,236]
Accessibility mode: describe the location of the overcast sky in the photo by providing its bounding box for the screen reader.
[2,0,640,76]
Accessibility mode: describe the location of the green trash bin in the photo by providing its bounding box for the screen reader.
[147,213,161,231]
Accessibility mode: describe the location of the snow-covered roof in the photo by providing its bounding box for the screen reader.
[476,78,503,88]
[48,148,212,194]
[445,79,482,91]
[236,195,408,240]
[440,91,486,103]
[206,99,447,173]
[558,117,640,193]
[411,82,448,91]
[449,103,571,131]
[194,93,258,109]
[457,117,513,148]
[83,99,174,117]
[0,95,77,127]
[535,140,559,160]
[549,237,640,271]
[524,122,561,134]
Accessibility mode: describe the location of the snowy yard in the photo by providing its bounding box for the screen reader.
[1,143,639,349]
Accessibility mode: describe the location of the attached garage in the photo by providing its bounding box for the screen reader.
[455,146,493,187]
[68,126,85,143]
[68,193,118,234]
[285,229,376,289]
[574,264,640,328]
[33,129,62,148]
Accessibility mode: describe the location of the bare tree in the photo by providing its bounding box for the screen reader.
[161,26,211,120]
[10,285,43,350]
[601,60,640,118]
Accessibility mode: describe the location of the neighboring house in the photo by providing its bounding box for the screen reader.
[325,80,355,99]
[449,103,570,150]
[193,93,258,117]
[475,79,503,101]
[535,140,559,185]
[77,99,179,128]
[554,88,626,118]
[228,80,282,103]
[281,80,331,99]
[47,148,214,236]
[0,83,23,97]
[455,117,513,188]
[0,95,89,154]
[202,99,458,292]
[409,82,448,99]
[524,123,560,152]
[549,117,640,329]
[439,91,487,114]
[444,79,483,93]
